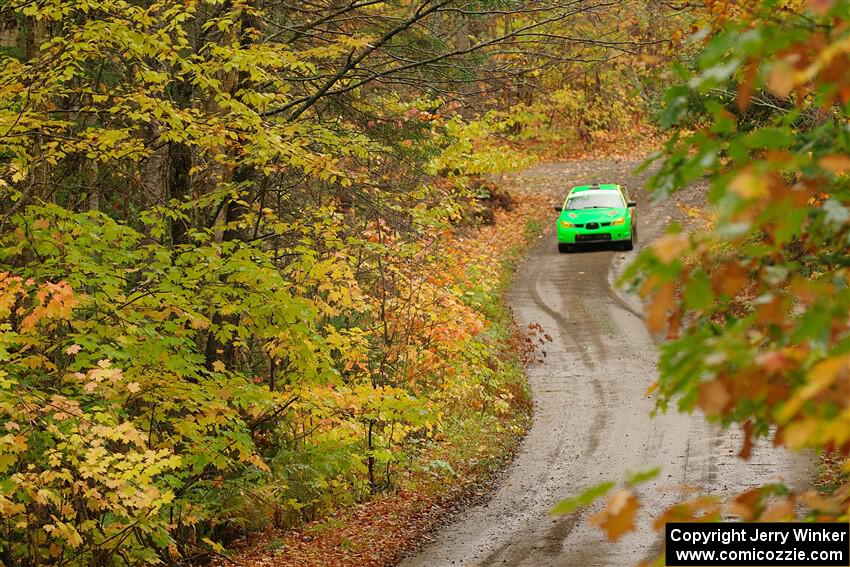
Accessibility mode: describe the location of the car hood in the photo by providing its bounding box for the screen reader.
[560,208,625,223]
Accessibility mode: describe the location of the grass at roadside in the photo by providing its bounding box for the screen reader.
[215,192,553,567]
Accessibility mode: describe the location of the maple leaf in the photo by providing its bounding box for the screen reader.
[729,168,769,199]
[766,60,794,98]
[696,380,731,416]
[738,420,755,460]
[590,489,640,542]
[761,499,794,521]
[645,282,676,333]
[711,262,749,297]
[651,233,689,264]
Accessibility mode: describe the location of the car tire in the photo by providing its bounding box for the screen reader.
[623,234,635,251]
[558,243,571,254]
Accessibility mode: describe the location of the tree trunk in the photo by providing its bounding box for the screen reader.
[25,18,50,200]
[167,80,192,246]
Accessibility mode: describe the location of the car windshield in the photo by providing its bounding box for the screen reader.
[565,191,623,210]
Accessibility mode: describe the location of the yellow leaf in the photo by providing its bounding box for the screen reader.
[247,453,271,473]
[783,418,818,449]
[212,360,225,372]
[777,355,850,422]
[729,169,768,199]
[651,233,689,264]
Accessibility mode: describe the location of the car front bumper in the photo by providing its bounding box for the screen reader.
[557,224,631,243]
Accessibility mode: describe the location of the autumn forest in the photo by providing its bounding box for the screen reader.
[0,0,848,565]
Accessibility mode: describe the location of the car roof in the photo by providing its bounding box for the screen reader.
[569,183,621,193]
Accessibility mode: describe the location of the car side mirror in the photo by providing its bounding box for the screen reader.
[553,205,563,212]
[627,201,637,207]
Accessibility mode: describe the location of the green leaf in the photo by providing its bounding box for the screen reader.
[550,481,615,515]
[684,269,714,312]
[625,467,661,486]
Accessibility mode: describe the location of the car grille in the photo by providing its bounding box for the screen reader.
[585,222,599,230]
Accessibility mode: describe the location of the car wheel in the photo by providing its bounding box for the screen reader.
[558,243,571,254]
[623,234,635,251]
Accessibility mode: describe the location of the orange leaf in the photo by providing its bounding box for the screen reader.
[739,420,754,460]
[808,0,834,15]
[766,60,794,98]
[754,294,786,325]
[651,233,689,264]
[761,499,794,521]
[729,488,760,520]
[645,282,676,333]
[696,380,731,416]
[819,154,850,174]
[737,61,758,112]
[654,496,720,530]
[591,489,640,542]
[798,490,842,514]
[711,263,750,296]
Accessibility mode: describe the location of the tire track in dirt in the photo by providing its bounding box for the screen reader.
[526,245,607,460]
[399,160,811,567]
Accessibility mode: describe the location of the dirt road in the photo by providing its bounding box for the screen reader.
[400,160,811,567]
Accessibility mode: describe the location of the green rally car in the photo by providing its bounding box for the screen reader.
[554,183,637,253]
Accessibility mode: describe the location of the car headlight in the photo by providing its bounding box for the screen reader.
[611,216,626,226]
[560,220,576,228]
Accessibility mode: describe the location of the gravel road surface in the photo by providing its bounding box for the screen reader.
[400,160,811,567]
